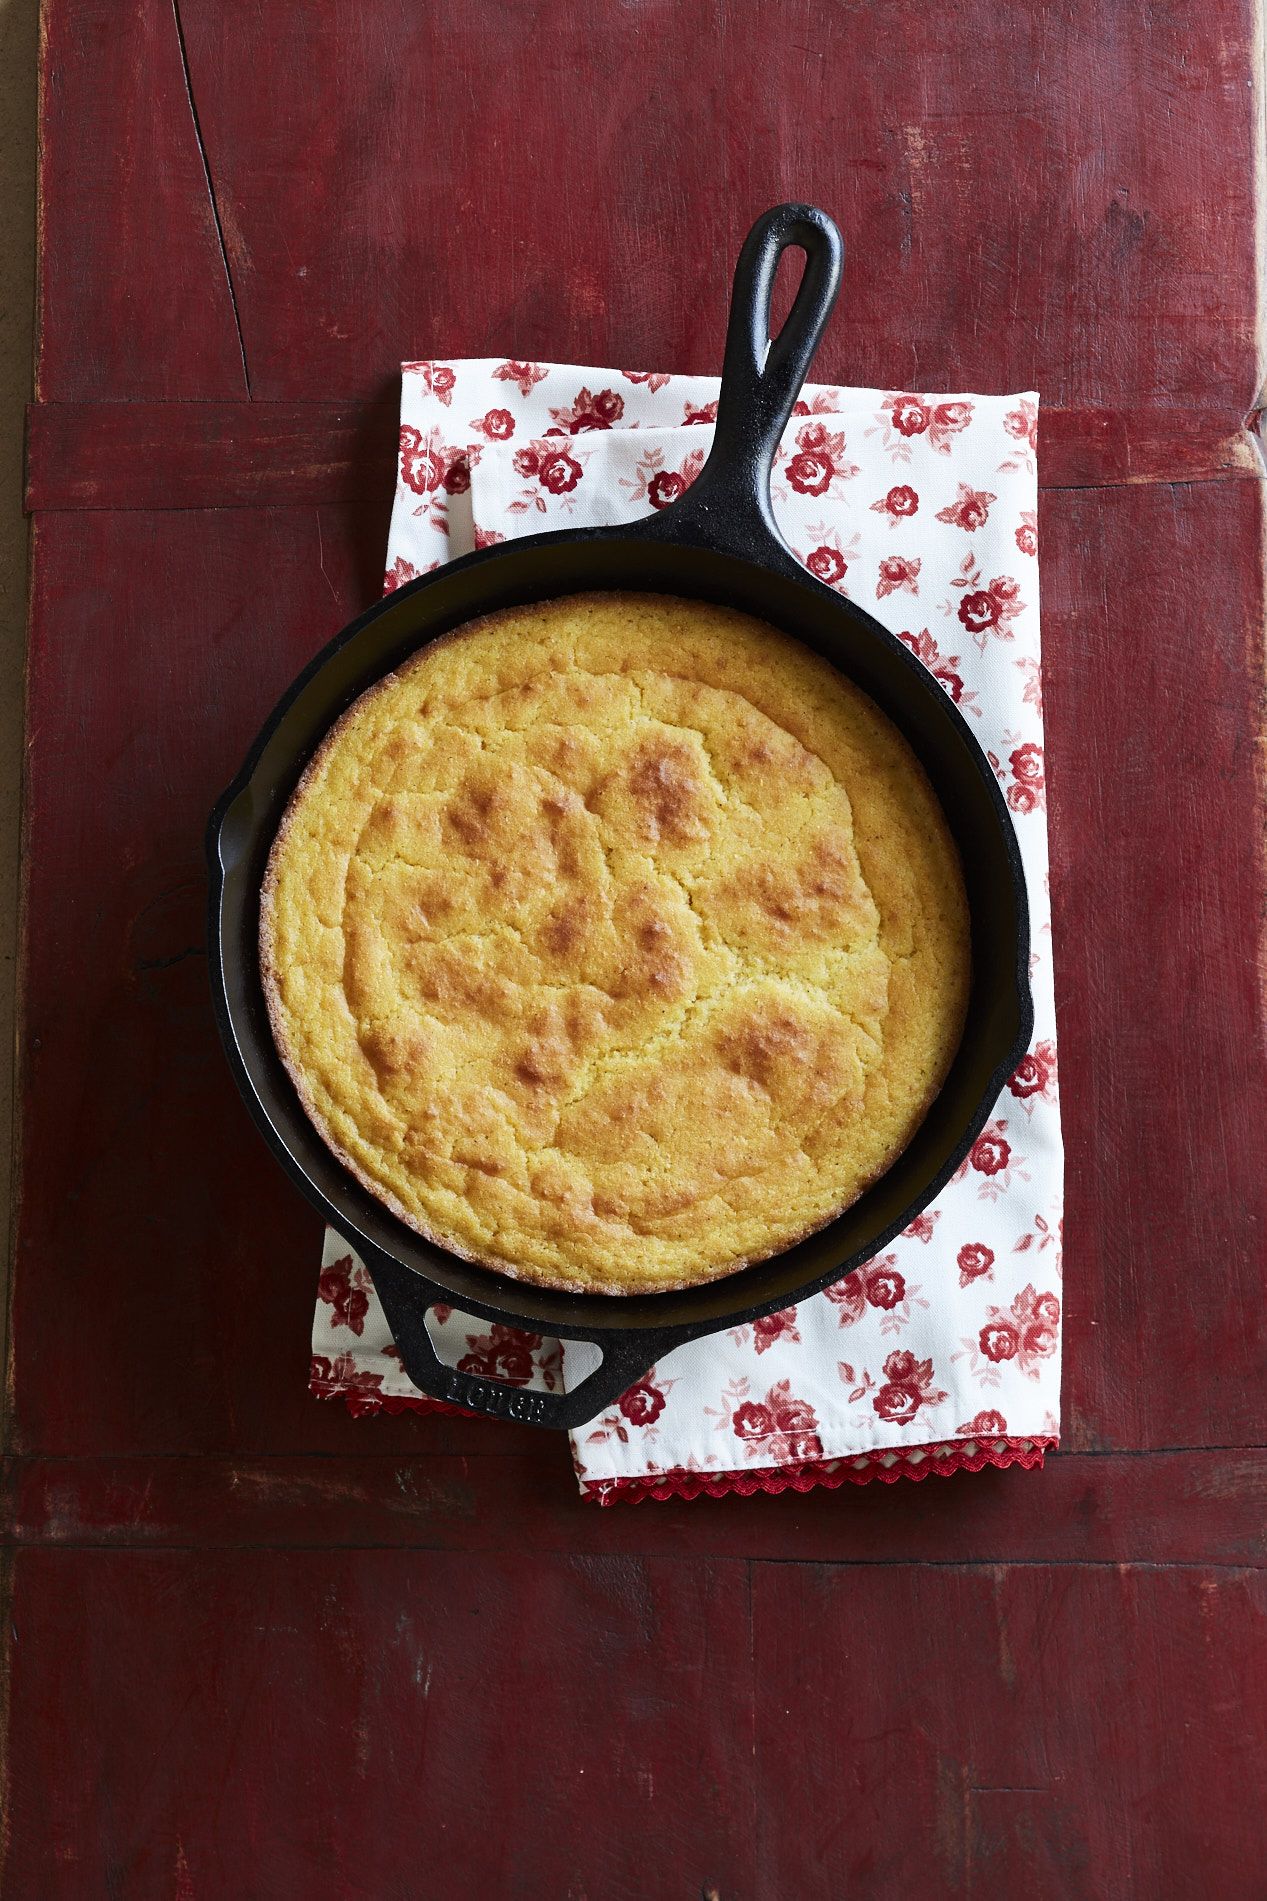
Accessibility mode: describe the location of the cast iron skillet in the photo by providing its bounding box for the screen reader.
[208,203,1033,1429]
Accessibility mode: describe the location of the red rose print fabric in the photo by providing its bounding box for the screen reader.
[310,361,1062,1504]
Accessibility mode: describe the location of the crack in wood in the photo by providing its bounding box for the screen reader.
[134,947,204,973]
[169,0,252,398]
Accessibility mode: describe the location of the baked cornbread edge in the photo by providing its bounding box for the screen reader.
[259,592,970,1296]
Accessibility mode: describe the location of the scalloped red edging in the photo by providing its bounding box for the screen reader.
[578,1435,1054,1505]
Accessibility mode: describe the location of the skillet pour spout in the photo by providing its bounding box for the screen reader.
[207,202,1033,1429]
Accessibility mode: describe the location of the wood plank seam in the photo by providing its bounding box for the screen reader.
[0,1548,1260,1568]
[4,1450,1266,1560]
[22,402,1265,512]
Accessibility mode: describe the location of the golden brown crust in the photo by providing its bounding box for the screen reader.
[260,594,970,1294]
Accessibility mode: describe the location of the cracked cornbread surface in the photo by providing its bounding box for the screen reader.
[261,593,969,1293]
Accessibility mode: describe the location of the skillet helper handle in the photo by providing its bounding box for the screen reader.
[642,202,844,557]
[361,1246,660,1431]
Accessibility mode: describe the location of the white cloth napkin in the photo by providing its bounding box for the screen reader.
[309,360,1062,1503]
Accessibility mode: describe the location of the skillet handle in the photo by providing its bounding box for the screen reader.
[639,202,843,559]
[361,1247,662,1431]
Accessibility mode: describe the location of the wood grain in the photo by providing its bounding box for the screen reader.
[11,0,1267,1888]
[3,1550,755,1899]
[36,0,248,401]
[34,1,1261,413]
[0,0,38,1445]
[4,1549,1263,1896]
[753,1564,1267,1897]
[164,0,1264,410]
[1044,478,1267,1451]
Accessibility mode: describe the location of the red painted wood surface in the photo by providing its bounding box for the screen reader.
[37,1,1259,414]
[7,0,1266,1893]
[5,1551,756,1898]
[753,1565,1267,1897]
[6,1552,1265,1899]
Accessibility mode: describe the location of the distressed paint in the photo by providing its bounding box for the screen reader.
[753,1564,1267,1895]
[7,0,1266,1889]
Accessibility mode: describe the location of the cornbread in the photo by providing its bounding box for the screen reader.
[261,593,969,1294]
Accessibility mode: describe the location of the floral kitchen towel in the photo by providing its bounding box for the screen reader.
[310,360,1062,1504]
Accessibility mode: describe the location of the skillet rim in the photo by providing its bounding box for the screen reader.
[207,520,1034,1342]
